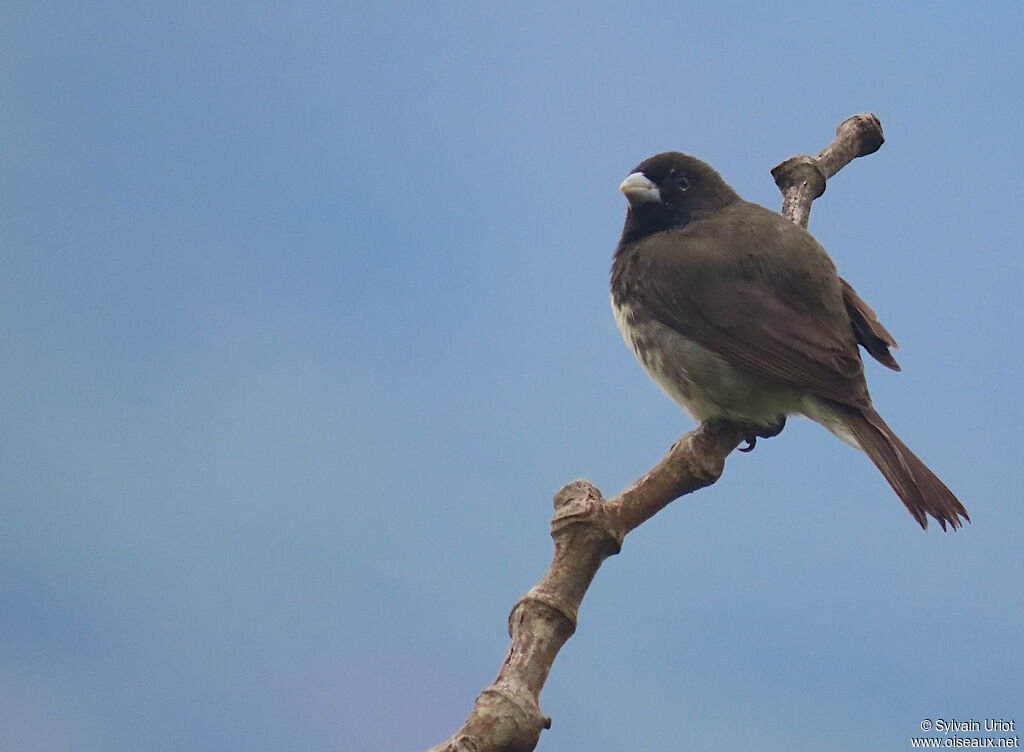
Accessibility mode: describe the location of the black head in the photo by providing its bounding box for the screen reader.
[618,152,740,243]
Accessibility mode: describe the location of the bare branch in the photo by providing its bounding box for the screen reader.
[427,423,745,752]
[772,113,884,227]
[426,114,884,752]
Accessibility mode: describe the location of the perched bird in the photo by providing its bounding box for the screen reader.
[610,151,968,530]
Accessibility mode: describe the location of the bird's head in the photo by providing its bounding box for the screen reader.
[618,152,740,241]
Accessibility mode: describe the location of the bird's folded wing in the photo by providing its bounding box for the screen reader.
[630,231,873,409]
[841,278,901,371]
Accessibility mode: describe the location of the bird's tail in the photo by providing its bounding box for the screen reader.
[836,404,969,531]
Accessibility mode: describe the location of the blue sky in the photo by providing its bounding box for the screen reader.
[2,2,1022,750]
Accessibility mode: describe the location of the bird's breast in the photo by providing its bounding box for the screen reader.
[611,294,802,424]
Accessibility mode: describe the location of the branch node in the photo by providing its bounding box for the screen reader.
[478,685,544,723]
[690,419,746,481]
[552,479,600,511]
[510,587,579,635]
[836,112,884,158]
[771,154,827,199]
[550,480,623,553]
[443,735,480,752]
[477,685,546,750]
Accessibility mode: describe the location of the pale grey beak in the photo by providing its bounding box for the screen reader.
[619,172,662,208]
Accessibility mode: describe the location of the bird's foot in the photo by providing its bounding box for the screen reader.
[737,416,787,453]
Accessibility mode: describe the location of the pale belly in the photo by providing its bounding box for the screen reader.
[612,298,803,425]
[612,297,862,447]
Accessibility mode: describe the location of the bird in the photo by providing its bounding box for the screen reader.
[610,151,968,530]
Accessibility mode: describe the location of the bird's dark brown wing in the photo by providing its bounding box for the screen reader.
[841,278,901,371]
[617,202,872,408]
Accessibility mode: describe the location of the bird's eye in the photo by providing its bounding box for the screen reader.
[675,175,690,191]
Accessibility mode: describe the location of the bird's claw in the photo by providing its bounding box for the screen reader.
[736,415,786,453]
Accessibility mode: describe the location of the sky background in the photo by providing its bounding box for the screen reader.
[2,2,1022,750]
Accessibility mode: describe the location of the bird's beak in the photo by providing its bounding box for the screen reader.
[619,172,661,208]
